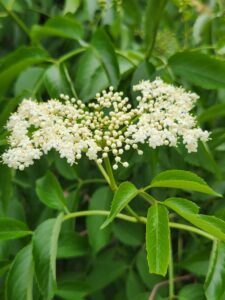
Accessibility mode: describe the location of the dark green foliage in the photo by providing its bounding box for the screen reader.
[0,0,225,299]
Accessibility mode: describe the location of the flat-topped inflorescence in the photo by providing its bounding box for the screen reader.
[2,78,209,170]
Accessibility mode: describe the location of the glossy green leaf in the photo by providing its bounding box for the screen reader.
[92,28,120,87]
[0,218,31,240]
[101,181,138,229]
[36,171,67,211]
[75,48,109,100]
[86,187,112,253]
[31,16,83,41]
[169,51,225,89]
[44,64,72,98]
[57,231,89,258]
[33,213,64,299]
[146,204,170,276]
[5,244,33,300]
[165,201,225,241]
[205,241,225,300]
[0,47,49,95]
[164,197,200,214]
[149,170,221,196]
[145,0,167,56]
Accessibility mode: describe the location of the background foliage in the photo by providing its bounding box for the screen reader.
[1,0,225,299]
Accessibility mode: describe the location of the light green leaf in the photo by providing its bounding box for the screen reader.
[0,218,31,241]
[101,182,138,229]
[63,0,80,14]
[75,48,109,100]
[44,64,72,98]
[33,213,64,299]
[146,204,170,276]
[31,16,83,41]
[169,51,225,89]
[164,198,200,215]
[92,28,120,87]
[205,241,225,300]
[0,47,49,95]
[149,169,221,196]
[165,201,225,241]
[36,171,67,211]
[145,0,167,57]
[86,187,112,254]
[5,244,33,300]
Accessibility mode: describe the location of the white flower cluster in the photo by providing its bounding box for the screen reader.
[128,78,209,153]
[2,78,209,170]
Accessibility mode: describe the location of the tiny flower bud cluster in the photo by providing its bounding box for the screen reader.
[2,78,209,170]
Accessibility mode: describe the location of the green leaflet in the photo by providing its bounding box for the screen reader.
[101,181,138,229]
[146,204,170,276]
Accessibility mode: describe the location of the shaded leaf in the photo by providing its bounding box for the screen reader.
[145,0,167,56]
[36,171,67,211]
[31,16,83,41]
[57,231,89,258]
[0,218,31,241]
[44,64,72,98]
[75,48,109,100]
[92,28,120,87]
[33,213,64,299]
[0,47,49,95]
[5,244,33,300]
[169,51,225,89]
[86,187,112,253]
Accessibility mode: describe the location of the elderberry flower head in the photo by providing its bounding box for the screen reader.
[2,78,209,170]
[128,78,209,152]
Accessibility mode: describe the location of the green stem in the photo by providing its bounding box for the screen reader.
[168,235,174,299]
[63,209,216,241]
[103,157,118,191]
[140,191,157,204]
[58,47,86,64]
[0,2,30,38]
[169,222,215,240]
[63,210,145,223]
[115,50,138,67]
[96,162,111,186]
[126,204,142,222]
